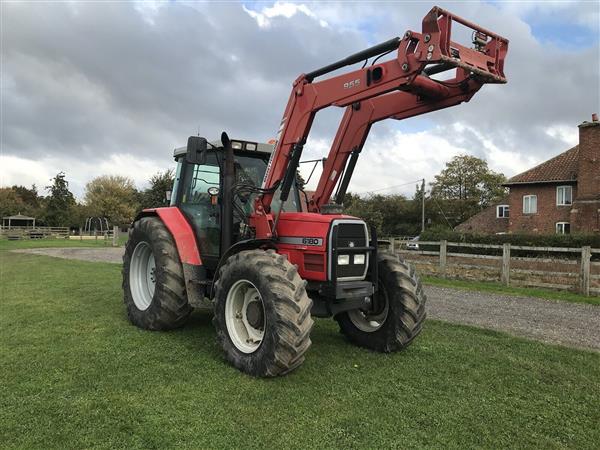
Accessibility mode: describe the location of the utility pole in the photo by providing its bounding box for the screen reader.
[421,178,426,233]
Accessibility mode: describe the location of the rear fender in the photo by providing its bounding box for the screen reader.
[134,208,206,307]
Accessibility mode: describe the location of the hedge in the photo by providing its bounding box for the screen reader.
[420,226,600,249]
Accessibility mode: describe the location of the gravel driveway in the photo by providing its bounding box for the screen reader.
[13,247,125,263]
[427,286,599,352]
[13,247,600,352]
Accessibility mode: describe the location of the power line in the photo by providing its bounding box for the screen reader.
[357,179,424,195]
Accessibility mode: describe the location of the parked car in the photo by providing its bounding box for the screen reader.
[407,236,420,251]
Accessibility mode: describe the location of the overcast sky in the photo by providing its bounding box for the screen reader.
[1,1,599,199]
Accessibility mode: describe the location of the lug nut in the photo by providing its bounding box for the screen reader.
[426,52,433,60]
[428,45,434,52]
[402,63,409,71]
[424,34,431,43]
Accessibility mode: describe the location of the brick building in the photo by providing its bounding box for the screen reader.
[456,115,599,235]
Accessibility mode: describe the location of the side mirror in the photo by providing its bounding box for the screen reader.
[186,136,208,165]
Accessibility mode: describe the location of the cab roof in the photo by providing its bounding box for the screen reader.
[173,139,275,158]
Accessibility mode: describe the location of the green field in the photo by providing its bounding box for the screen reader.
[1,244,599,449]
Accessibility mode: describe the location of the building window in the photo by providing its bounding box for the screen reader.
[556,222,571,234]
[496,205,510,218]
[557,185,572,205]
[523,195,537,214]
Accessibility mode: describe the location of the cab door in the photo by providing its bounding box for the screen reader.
[177,154,221,266]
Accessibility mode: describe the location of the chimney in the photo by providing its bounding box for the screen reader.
[577,114,600,200]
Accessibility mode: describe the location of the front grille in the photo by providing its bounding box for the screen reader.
[330,221,368,280]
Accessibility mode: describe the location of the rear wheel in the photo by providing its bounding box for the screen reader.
[122,217,192,330]
[213,249,313,377]
[336,252,426,352]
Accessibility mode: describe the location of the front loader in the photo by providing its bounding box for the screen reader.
[123,6,508,377]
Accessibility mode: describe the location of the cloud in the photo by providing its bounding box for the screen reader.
[1,154,167,200]
[1,1,598,202]
[244,1,328,28]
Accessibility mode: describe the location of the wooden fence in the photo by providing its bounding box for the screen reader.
[1,225,121,246]
[384,238,600,297]
[0,226,69,240]
[69,226,121,246]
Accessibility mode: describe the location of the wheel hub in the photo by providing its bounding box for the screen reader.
[225,279,266,354]
[348,283,389,332]
[129,241,156,311]
[246,301,264,330]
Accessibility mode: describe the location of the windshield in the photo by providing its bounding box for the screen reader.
[175,151,301,214]
[233,153,300,215]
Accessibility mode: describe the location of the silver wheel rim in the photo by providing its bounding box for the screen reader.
[130,241,156,311]
[348,289,389,332]
[225,279,265,354]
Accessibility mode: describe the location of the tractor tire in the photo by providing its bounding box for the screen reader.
[213,249,313,377]
[335,252,426,352]
[122,216,192,330]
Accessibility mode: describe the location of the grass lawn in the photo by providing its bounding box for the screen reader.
[424,276,600,306]
[1,246,599,449]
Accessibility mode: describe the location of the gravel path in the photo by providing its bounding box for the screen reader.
[426,286,599,352]
[12,247,125,263]
[13,247,600,352]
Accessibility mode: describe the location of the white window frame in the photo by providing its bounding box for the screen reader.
[496,205,509,218]
[523,195,537,214]
[556,185,572,206]
[556,222,570,234]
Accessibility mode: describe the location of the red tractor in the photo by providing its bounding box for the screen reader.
[123,6,508,377]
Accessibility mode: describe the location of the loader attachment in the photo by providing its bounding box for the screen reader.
[419,6,507,83]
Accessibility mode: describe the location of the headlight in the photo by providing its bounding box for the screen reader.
[353,254,365,265]
[337,254,350,265]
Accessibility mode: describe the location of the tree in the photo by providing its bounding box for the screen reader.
[139,169,174,210]
[11,185,42,211]
[84,175,139,225]
[0,188,27,218]
[430,155,506,226]
[44,172,77,227]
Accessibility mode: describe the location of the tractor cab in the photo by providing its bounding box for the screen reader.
[170,139,302,270]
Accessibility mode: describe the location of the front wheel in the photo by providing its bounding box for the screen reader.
[335,252,426,352]
[213,249,313,377]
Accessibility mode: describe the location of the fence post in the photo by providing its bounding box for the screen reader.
[79,227,82,240]
[580,246,591,296]
[390,238,396,253]
[112,226,119,247]
[501,243,511,286]
[439,240,447,276]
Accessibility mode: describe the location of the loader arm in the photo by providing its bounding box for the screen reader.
[308,72,483,212]
[252,5,508,238]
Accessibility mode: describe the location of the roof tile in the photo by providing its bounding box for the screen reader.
[504,145,579,185]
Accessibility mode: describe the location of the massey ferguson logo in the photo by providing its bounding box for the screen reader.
[344,79,360,89]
